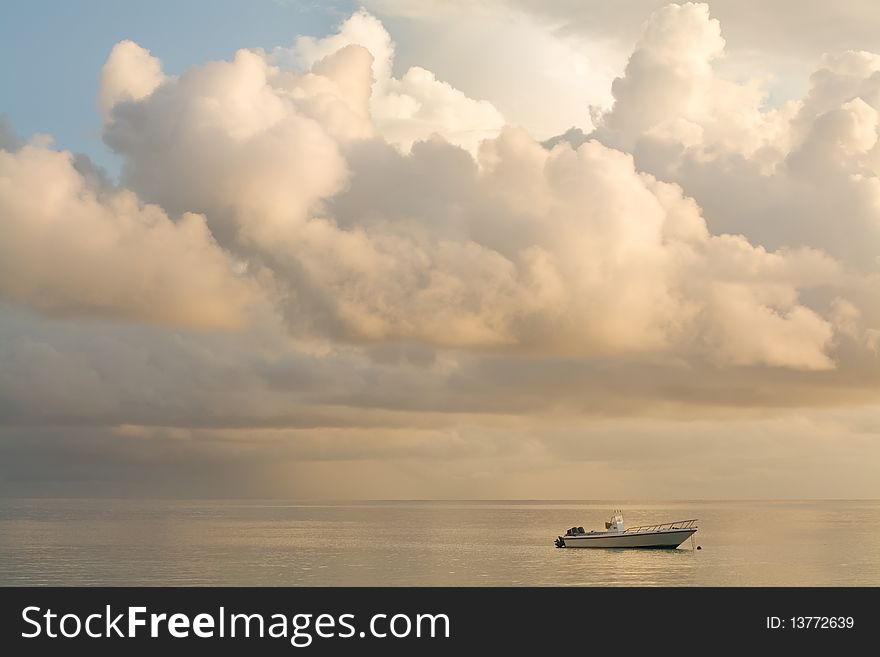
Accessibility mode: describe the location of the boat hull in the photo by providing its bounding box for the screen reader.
[558,529,696,549]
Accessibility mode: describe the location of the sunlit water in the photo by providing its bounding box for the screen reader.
[1,499,878,586]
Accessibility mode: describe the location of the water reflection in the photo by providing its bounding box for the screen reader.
[0,500,877,586]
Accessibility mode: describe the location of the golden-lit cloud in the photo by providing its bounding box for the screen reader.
[279,9,506,153]
[2,4,880,497]
[0,143,254,327]
[93,10,850,368]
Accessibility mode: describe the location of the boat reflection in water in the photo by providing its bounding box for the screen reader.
[554,512,698,549]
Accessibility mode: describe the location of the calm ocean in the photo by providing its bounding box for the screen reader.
[1,499,878,586]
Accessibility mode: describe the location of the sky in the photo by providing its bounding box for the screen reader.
[1,1,880,499]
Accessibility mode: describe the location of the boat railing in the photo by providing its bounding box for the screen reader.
[623,519,698,534]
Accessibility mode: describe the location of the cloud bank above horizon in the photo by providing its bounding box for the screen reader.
[1,3,880,498]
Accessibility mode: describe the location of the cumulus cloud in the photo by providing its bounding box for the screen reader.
[573,2,880,279]
[358,2,623,141]
[101,45,359,252]
[491,1,880,89]
[278,9,506,152]
[592,3,790,158]
[98,40,166,121]
[0,141,254,327]
[3,4,880,498]
[100,30,841,368]
[1,4,865,370]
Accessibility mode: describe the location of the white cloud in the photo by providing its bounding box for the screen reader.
[0,5,850,371]
[0,141,254,327]
[3,3,880,499]
[278,9,506,152]
[573,2,880,277]
[98,40,166,121]
[97,27,842,368]
[361,1,623,140]
[102,46,353,250]
[593,3,790,158]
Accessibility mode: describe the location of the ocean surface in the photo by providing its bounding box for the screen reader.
[1,499,878,586]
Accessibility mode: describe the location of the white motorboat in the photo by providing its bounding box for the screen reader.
[554,511,697,549]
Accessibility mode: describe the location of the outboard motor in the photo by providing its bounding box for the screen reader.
[554,536,565,548]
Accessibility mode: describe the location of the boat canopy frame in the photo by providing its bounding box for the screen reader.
[622,518,698,534]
